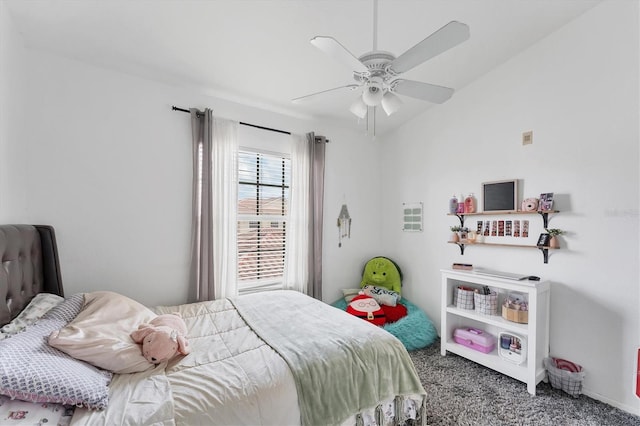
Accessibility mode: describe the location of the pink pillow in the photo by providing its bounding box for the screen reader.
[49,291,157,374]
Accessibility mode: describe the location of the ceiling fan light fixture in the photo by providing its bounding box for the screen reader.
[362,78,384,106]
[349,96,368,119]
[381,91,403,116]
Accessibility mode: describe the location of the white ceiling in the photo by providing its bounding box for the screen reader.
[5,0,601,134]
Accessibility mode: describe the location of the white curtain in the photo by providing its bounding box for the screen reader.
[283,133,310,293]
[190,110,238,302]
[211,117,239,299]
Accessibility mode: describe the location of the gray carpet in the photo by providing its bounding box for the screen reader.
[409,340,640,426]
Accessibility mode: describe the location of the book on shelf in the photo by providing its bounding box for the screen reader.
[452,263,473,271]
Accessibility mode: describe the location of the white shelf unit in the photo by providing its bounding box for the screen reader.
[440,269,550,395]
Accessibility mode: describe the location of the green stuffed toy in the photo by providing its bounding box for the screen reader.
[360,257,402,295]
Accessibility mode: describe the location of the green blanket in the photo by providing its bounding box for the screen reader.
[231,290,426,426]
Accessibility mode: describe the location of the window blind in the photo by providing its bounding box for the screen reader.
[237,150,290,289]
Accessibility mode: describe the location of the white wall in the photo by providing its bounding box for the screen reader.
[0,2,28,220]
[0,11,382,307]
[379,1,639,414]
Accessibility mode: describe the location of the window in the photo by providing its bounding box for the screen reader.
[237,149,290,293]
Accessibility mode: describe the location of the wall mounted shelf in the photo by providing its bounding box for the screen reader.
[448,210,559,228]
[447,210,561,264]
[447,241,557,263]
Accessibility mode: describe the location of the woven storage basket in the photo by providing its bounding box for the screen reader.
[544,357,585,397]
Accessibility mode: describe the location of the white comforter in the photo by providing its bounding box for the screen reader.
[72,297,300,425]
[71,292,426,426]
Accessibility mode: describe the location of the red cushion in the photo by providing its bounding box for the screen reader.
[346,295,386,326]
[381,303,408,324]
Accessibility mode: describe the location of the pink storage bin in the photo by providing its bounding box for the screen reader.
[453,327,496,354]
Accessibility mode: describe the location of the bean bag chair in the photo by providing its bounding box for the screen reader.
[332,297,437,351]
[334,256,438,351]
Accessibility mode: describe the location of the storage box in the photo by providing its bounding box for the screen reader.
[502,292,529,324]
[453,327,496,353]
[498,332,527,365]
[501,306,529,323]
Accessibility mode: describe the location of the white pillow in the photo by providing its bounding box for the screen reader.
[48,291,158,374]
[342,288,362,303]
[0,293,64,340]
[361,285,400,307]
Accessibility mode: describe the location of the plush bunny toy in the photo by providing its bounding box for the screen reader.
[131,313,190,364]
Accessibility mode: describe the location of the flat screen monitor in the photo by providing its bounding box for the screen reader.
[482,180,518,212]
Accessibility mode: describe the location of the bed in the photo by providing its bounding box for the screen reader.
[0,225,427,425]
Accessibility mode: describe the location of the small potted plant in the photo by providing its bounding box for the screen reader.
[545,228,564,248]
[450,225,462,242]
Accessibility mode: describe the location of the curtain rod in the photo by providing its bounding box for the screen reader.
[171,106,291,135]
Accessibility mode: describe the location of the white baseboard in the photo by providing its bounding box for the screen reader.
[582,388,640,417]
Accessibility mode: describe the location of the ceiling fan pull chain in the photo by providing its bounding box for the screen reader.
[366,106,370,134]
[373,106,376,138]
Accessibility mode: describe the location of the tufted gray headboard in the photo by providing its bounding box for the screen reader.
[0,225,64,326]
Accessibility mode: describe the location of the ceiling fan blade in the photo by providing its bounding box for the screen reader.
[392,79,454,104]
[387,21,470,75]
[310,36,369,73]
[292,84,360,103]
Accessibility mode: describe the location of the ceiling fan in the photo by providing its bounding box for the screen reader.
[292,0,470,131]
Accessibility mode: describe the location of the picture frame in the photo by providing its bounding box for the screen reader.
[402,202,423,232]
[536,233,551,247]
[482,179,519,212]
[539,193,554,211]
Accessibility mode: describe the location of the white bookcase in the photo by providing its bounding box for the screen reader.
[440,269,550,395]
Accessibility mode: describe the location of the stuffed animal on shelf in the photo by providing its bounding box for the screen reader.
[131,312,190,364]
